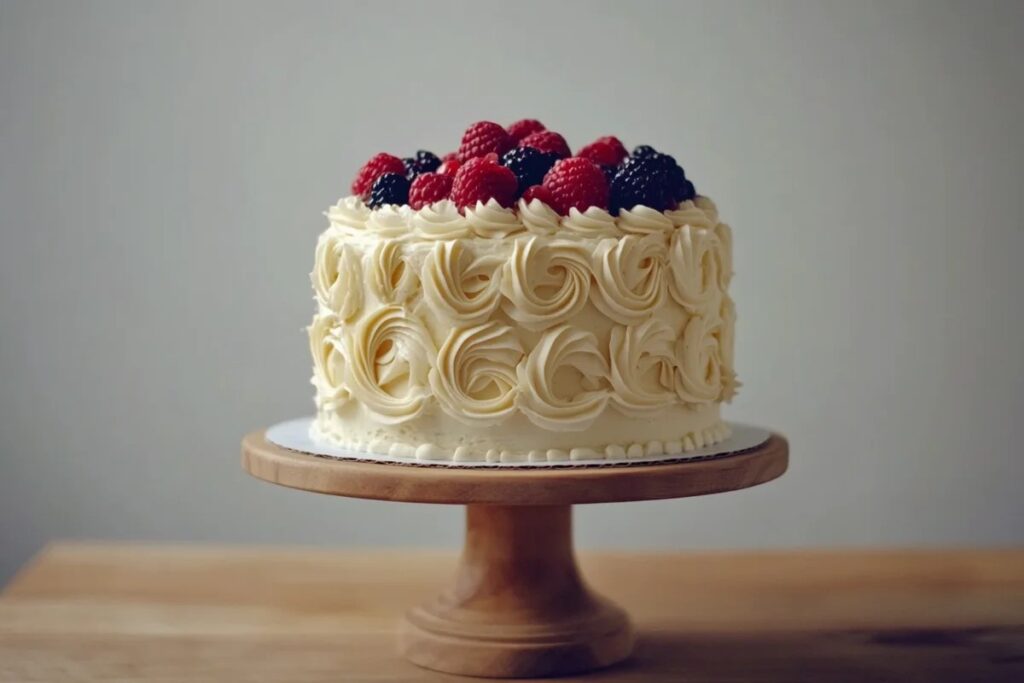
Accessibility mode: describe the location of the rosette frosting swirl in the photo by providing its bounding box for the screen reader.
[666,199,716,231]
[590,233,666,324]
[365,204,411,237]
[367,239,418,305]
[312,229,362,320]
[421,240,503,325]
[429,321,525,424]
[718,295,739,400]
[308,314,350,410]
[715,222,733,290]
[518,324,610,430]
[668,225,722,315]
[517,198,561,235]
[500,237,592,330]
[561,206,621,238]
[411,200,471,240]
[345,305,435,423]
[608,319,678,416]
[325,196,370,231]
[617,205,675,236]
[674,312,725,404]
[465,199,524,238]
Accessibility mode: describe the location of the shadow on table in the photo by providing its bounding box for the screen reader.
[583,626,1024,682]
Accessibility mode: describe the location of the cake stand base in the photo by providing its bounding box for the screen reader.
[241,429,788,678]
[401,504,632,678]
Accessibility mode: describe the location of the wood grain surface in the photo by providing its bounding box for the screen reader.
[2,543,1023,681]
[241,431,789,505]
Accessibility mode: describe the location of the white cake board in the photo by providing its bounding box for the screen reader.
[265,417,771,468]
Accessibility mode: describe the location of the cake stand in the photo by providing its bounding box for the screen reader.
[241,428,788,679]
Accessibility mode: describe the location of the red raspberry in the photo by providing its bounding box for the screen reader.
[351,153,405,197]
[408,172,454,210]
[457,121,513,162]
[450,156,518,210]
[521,184,556,206]
[506,119,546,143]
[577,136,628,166]
[541,157,609,214]
[441,152,458,164]
[438,158,461,176]
[519,130,571,158]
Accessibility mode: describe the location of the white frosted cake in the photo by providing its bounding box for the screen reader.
[308,120,737,463]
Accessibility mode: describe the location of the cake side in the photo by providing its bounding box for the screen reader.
[308,195,737,462]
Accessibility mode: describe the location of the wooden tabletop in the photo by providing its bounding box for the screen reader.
[1,543,1022,682]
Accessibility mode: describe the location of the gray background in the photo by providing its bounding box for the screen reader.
[2,0,1022,584]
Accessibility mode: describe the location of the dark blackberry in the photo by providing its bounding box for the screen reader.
[609,158,674,214]
[631,145,658,159]
[500,147,560,193]
[635,152,694,203]
[367,172,410,208]
[402,150,441,178]
[599,164,621,187]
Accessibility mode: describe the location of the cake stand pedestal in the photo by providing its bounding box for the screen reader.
[241,430,788,679]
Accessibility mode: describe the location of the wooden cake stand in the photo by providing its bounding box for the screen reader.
[241,429,788,679]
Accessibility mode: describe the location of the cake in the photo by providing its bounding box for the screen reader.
[308,120,737,463]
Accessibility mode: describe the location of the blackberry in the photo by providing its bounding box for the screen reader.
[499,147,560,193]
[367,173,410,208]
[609,157,674,214]
[599,164,619,186]
[402,150,441,178]
[631,145,658,159]
[632,152,694,203]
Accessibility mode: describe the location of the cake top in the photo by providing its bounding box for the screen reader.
[346,119,698,218]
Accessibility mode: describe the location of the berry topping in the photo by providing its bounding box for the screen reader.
[441,152,458,164]
[631,145,658,159]
[408,172,454,210]
[599,164,619,185]
[642,152,694,202]
[577,136,628,166]
[609,157,675,213]
[402,150,441,178]
[367,172,410,208]
[438,158,461,176]
[506,118,546,143]
[351,153,405,197]
[521,184,556,206]
[541,157,609,215]
[519,130,571,158]
[450,156,519,209]
[500,147,561,193]
[457,121,514,162]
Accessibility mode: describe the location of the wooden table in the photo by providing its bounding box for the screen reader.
[1,543,1022,682]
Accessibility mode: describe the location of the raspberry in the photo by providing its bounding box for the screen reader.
[500,147,560,193]
[577,136,628,166]
[457,121,513,162]
[519,130,571,158]
[402,150,441,179]
[541,157,609,215]
[438,158,461,176]
[521,184,556,206]
[441,152,458,164]
[506,118,546,143]
[450,156,518,209]
[609,157,674,214]
[367,173,410,208]
[408,172,454,210]
[351,153,405,197]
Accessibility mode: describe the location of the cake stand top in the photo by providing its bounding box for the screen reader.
[241,430,788,506]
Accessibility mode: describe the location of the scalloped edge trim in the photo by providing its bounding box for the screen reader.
[310,421,731,464]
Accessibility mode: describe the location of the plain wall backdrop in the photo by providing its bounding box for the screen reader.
[1,0,1022,583]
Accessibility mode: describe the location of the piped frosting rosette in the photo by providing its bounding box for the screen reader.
[312,228,362,320]
[517,324,610,431]
[500,237,592,330]
[344,306,435,423]
[590,233,667,324]
[608,319,678,417]
[430,321,525,425]
[421,240,503,325]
